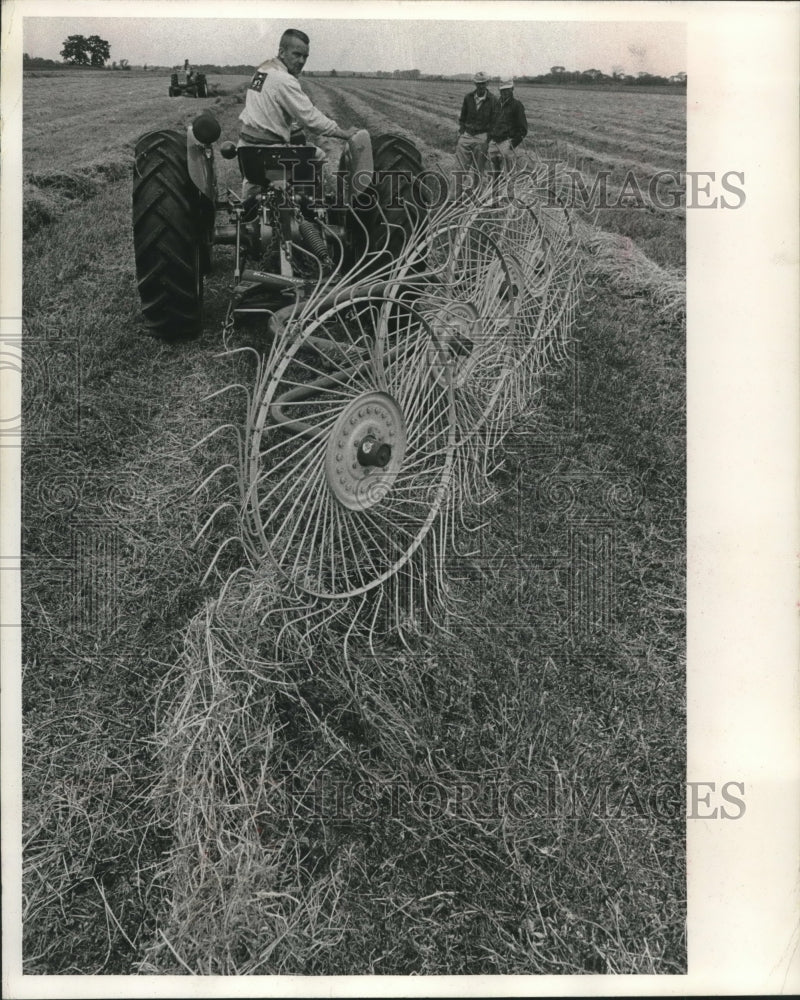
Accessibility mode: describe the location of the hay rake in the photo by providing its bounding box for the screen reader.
[228,165,583,649]
[131,115,583,649]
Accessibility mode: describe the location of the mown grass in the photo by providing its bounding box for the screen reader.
[23,70,251,229]
[21,79,685,975]
[21,123,249,970]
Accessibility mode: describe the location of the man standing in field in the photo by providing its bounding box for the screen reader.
[488,78,528,178]
[238,28,360,196]
[455,71,499,192]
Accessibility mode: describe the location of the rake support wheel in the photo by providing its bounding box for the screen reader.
[132,129,207,341]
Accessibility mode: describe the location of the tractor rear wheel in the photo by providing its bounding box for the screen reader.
[132,129,205,341]
[367,134,426,262]
[344,133,426,270]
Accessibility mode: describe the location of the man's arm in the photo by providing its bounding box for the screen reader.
[484,93,501,137]
[511,101,528,147]
[458,94,470,133]
[281,75,356,140]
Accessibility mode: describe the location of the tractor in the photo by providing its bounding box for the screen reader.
[169,68,209,98]
[131,111,426,341]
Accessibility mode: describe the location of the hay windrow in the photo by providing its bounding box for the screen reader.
[577,220,686,320]
[143,588,349,974]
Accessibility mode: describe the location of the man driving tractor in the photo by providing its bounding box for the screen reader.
[238,28,361,199]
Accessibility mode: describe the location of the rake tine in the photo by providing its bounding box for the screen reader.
[190,423,243,453]
[191,463,236,499]
[200,535,248,586]
[193,502,238,548]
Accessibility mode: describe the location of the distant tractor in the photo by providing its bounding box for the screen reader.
[169,60,208,98]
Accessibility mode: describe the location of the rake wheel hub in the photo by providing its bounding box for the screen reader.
[357,436,392,468]
[325,391,407,510]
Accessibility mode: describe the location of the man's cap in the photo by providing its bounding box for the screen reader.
[472,71,489,84]
[499,77,514,90]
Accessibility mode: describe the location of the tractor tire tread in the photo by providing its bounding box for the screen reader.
[365,133,426,264]
[132,129,204,341]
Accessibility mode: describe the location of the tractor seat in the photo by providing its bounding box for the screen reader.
[237,144,319,190]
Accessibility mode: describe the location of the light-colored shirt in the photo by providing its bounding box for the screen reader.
[239,57,341,141]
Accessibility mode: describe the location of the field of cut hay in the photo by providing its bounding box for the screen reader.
[19,70,686,976]
[22,69,250,236]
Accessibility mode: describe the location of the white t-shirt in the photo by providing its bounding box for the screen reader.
[239,57,340,140]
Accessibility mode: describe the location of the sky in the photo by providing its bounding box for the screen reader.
[20,2,686,78]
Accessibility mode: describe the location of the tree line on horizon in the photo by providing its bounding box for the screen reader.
[317,66,686,85]
[24,48,686,86]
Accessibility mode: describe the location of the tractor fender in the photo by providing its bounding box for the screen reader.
[186,116,220,204]
[341,129,374,198]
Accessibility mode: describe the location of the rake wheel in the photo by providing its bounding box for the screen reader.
[472,197,555,386]
[390,223,518,443]
[470,174,582,405]
[245,295,456,598]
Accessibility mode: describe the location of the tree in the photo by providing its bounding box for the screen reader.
[87,34,110,67]
[61,34,90,65]
[60,33,109,66]
[550,65,565,75]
